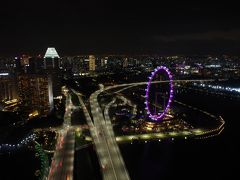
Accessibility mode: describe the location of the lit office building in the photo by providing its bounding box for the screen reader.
[17,74,53,117]
[0,74,18,101]
[89,55,96,71]
[71,56,89,74]
[123,58,128,68]
[14,55,44,74]
[43,47,62,97]
[100,57,108,67]
[43,47,60,70]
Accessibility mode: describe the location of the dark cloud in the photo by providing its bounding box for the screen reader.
[154,30,240,42]
[0,2,240,55]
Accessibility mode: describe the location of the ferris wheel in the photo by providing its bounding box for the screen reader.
[145,66,174,121]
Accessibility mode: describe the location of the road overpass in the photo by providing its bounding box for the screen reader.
[90,90,131,180]
[72,89,130,180]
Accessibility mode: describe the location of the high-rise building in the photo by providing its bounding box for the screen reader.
[49,72,62,98]
[27,56,44,74]
[44,47,60,70]
[100,57,108,67]
[14,56,23,73]
[89,55,96,71]
[0,74,18,101]
[0,57,15,74]
[43,47,62,97]
[14,55,44,74]
[20,55,30,66]
[123,58,128,68]
[71,56,88,74]
[100,59,105,67]
[17,74,53,117]
[20,55,31,73]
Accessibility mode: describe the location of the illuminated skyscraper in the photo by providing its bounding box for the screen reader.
[14,55,30,73]
[0,74,18,101]
[43,47,62,97]
[89,55,96,71]
[100,57,108,67]
[123,58,128,68]
[43,47,60,69]
[18,74,53,117]
[101,59,105,67]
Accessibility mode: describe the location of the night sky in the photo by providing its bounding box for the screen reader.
[0,1,240,56]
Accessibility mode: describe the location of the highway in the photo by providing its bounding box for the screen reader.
[104,79,215,93]
[72,89,126,180]
[103,97,133,171]
[48,89,75,180]
[90,90,131,180]
[48,129,75,180]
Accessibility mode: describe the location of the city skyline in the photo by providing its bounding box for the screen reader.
[0,51,238,179]
[0,2,239,180]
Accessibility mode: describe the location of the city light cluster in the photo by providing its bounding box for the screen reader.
[0,133,36,150]
[194,83,240,93]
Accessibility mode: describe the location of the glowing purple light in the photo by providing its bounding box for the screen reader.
[145,66,173,121]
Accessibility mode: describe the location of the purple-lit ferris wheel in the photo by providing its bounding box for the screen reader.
[145,66,174,121]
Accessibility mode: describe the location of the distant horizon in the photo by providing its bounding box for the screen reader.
[1,50,240,58]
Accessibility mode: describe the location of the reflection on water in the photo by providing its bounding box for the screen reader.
[120,88,239,180]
